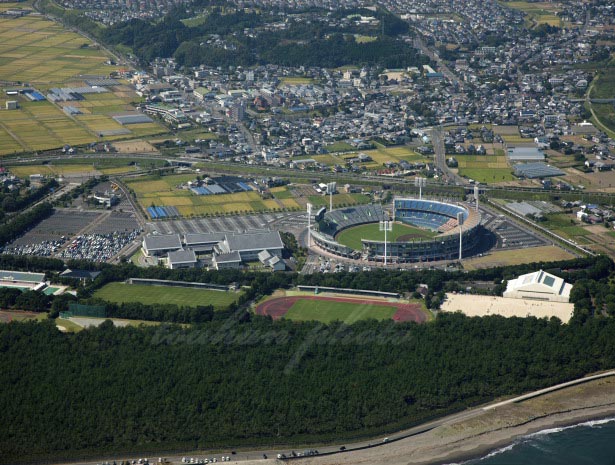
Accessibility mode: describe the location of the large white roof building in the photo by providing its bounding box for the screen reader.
[504,270,572,303]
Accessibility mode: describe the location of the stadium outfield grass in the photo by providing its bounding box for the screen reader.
[284,299,396,324]
[335,222,437,250]
[93,283,240,309]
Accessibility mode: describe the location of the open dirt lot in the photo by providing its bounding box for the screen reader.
[441,294,574,322]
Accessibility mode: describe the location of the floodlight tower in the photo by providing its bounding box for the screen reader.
[379,218,393,266]
[307,203,313,248]
[457,211,464,261]
[415,177,427,200]
[474,184,480,212]
[328,181,337,212]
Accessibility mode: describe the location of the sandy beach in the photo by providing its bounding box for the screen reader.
[292,376,615,465]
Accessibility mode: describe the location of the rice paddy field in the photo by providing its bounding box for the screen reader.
[0,6,163,155]
[453,154,514,183]
[296,145,426,169]
[126,174,291,216]
[502,1,563,27]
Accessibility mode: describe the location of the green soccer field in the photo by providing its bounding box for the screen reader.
[284,299,396,324]
[335,222,437,250]
[93,283,240,309]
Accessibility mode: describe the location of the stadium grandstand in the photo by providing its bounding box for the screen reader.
[0,270,47,291]
[311,199,481,263]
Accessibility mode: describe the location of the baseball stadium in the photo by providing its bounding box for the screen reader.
[310,198,482,263]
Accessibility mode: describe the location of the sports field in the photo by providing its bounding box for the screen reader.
[255,294,427,324]
[93,282,240,309]
[336,222,437,250]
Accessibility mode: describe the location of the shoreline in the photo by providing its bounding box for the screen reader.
[432,407,615,465]
[295,376,615,465]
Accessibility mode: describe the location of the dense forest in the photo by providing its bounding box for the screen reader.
[0,253,615,462]
[2,312,615,463]
[41,0,427,69]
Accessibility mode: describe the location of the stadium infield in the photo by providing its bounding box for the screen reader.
[335,222,437,250]
[255,295,427,324]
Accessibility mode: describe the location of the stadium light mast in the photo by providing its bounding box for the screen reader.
[415,177,427,200]
[474,184,479,212]
[327,181,336,212]
[307,203,313,248]
[457,211,464,261]
[380,218,393,266]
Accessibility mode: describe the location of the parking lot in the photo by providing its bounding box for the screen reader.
[150,212,307,236]
[4,209,141,262]
[482,211,548,249]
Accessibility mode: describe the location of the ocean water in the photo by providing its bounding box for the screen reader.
[458,417,615,465]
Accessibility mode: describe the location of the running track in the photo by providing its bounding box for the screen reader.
[255,296,427,323]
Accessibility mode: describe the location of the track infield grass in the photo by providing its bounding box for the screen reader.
[93,282,240,309]
[336,222,438,250]
[284,299,396,324]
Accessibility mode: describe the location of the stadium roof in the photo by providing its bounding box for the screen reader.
[513,162,565,179]
[225,231,283,253]
[168,249,197,265]
[143,234,182,252]
[507,147,545,161]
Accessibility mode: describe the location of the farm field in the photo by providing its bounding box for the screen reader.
[502,1,562,27]
[341,145,426,168]
[93,282,241,310]
[127,174,288,216]
[336,222,437,250]
[453,154,514,183]
[0,8,163,155]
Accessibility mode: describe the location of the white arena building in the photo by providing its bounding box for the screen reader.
[503,270,572,303]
